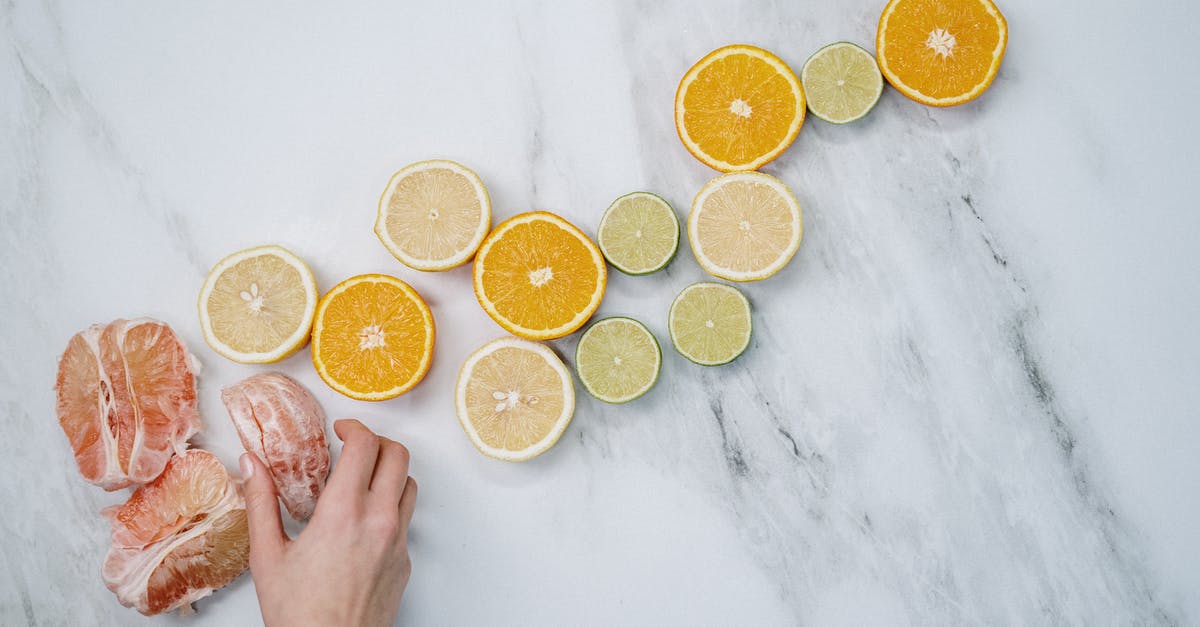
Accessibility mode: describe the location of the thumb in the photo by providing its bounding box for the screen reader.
[239,453,287,567]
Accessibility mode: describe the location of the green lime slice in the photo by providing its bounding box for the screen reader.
[574,317,661,403]
[668,282,751,366]
[597,192,680,275]
[800,42,883,124]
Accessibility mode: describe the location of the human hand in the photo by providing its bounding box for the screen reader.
[241,419,417,627]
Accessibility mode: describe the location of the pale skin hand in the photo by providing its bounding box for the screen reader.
[241,419,417,627]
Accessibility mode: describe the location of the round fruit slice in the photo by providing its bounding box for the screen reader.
[688,171,803,282]
[455,337,574,461]
[311,274,435,401]
[597,192,679,275]
[668,282,752,366]
[800,42,884,124]
[575,317,661,403]
[375,159,492,271]
[473,211,607,340]
[675,44,806,172]
[876,0,1008,107]
[198,245,318,364]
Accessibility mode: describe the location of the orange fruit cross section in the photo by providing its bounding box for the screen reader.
[311,274,435,401]
[675,44,806,172]
[473,211,607,340]
[876,0,1008,106]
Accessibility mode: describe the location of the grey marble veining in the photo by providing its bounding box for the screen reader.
[2,1,1198,625]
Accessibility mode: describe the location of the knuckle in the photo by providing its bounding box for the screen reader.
[367,511,400,539]
[345,431,379,455]
[393,442,410,466]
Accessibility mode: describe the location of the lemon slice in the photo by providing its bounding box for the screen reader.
[668,282,752,366]
[455,337,574,461]
[574,317,661,403]
[198,245,318,364]
[375,160,492,271]
[800,42,884,124]
[597,192,680,275]
[688,171,803,282]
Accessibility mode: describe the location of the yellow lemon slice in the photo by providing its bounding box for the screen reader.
[198,245,318,364]
[455,337,574,461]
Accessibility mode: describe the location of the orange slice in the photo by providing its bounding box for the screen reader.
[473,212,606,340]
[311,274,435,401]
[675,44,806,172]
[876,0,1008,107]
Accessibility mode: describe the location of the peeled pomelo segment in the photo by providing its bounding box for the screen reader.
[222,372,329,520]
[102,450,248,616]
[55,319,201,491]
[110,319,203,482]
[97,322,139,477]
[54,325,118,487]
[107,448,230,549]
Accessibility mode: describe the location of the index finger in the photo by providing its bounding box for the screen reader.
[326,419,381,495]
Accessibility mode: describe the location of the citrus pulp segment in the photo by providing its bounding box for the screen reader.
[574,317,661,403]
[668,282,752,366]
[800,42,884,124]
[597,192,680,275]
[876,0,1008,107]
[221,372,328,520]
[375,159,492,271]
[311,274,435,401]
[675,44,806,172]
[473,211,607,340]
[198,245,318,364]
[101,450,248,616]
[55,319,201,491]
[688,171,803,282]
[455,337,575,461]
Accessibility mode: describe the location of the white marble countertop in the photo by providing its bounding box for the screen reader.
[3,1,1198,625]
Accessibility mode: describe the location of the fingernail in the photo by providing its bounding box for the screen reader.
[239,453,254,479]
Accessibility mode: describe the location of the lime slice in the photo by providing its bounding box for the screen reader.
[800,42,883,124]
[597,192,679,275]
[668,282,751,366]
[574,317,661,403]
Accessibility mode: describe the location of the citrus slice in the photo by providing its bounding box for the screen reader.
[473,211,607,340]
[574,317,661,403]
[597,192,680,275]
[668,282,752,366]
[311,274,435,401]
[688,171,803,282]
[800,42,884,124]
[455,337,574,461]
[374,159,492,271]
[675,44,806,172]
[876,0,1008,107]
[198,245,318,364]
